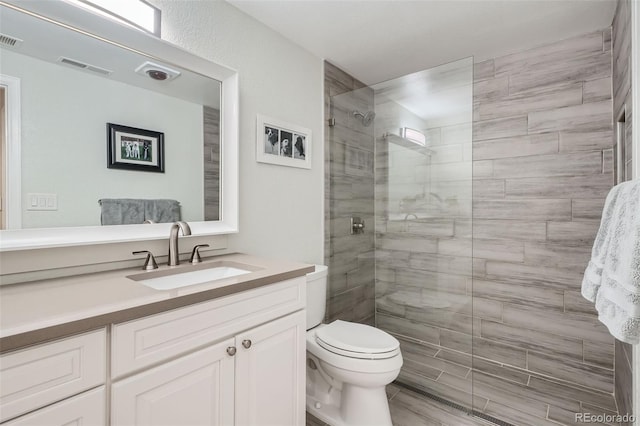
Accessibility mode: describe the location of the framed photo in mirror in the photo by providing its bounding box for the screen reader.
[256,114,311,169]
[107,123,165,172]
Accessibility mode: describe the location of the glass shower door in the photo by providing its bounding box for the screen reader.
[372,57,474,411]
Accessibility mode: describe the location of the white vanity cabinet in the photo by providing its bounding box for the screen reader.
[110,277,306,426]
[0,273,307,426]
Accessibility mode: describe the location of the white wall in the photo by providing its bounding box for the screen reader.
[2,50,204,228]
[150,0,324,265]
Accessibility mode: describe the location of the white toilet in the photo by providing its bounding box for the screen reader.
[306,265,403,426]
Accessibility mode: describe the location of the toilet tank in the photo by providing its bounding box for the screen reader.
[306,265,328,329]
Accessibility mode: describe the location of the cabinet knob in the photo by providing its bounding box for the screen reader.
[242,339,252,349]
[226,346,236,356]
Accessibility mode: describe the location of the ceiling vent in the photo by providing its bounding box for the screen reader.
[57,57,113,76]
[0,33,23,48]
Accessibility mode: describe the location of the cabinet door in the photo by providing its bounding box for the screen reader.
[3,387,105,426]
[112,338,235,426]
[235,310,305,426]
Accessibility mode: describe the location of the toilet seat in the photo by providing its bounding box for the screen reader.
[315,320,400,360]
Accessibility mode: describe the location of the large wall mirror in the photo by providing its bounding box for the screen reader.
[0,0,239,250]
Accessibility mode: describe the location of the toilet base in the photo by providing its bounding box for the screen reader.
[306,384,392,426]
[307,395,343,426]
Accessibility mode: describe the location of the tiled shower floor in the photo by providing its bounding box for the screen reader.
[307,383,495,426]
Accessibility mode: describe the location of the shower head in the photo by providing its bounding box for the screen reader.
[353,110,376,127]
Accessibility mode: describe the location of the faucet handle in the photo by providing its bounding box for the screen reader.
[133,250,159,271]
[190,244,210,264]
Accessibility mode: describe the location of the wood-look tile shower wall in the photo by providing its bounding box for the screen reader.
[471,28,618,426]
[324,63,376,325]
[375,30,619,426]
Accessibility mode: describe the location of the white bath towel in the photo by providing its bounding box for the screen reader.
[581,179,640,344]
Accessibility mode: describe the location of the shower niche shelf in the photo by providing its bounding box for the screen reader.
[381,132,435,156]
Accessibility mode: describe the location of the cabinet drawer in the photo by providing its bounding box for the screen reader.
[0,329,106,423]
[3,386,105,426]
[112,276,305,378]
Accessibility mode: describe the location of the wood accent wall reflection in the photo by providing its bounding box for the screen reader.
[612,0,634,423]
[324,62,376,325]
[203,106,220,221]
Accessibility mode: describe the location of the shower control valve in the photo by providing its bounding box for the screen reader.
[351,217,365,234]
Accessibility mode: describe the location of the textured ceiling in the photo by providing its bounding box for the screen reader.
[227,0,617,85]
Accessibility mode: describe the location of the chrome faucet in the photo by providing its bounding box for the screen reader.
[168,221,192,266]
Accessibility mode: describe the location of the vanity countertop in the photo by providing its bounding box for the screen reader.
[0,253,314,353]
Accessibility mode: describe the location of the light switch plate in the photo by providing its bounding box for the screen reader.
[27,193,57,211]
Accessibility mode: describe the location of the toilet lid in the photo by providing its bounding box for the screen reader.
[315,320,400,360]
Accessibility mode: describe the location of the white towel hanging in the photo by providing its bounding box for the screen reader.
[581,179,640,344]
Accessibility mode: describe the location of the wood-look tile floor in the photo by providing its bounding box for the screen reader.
[307,383,495,426]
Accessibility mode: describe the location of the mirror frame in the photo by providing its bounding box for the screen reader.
[0,0,239,251]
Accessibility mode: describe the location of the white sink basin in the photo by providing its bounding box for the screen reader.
[128,262,253,291]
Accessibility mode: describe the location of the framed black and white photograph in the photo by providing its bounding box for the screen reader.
[264,126,280,155]
[293,134,306,159]
[256,114,311,169]
[280,130,293,157]
[107,123,164,172]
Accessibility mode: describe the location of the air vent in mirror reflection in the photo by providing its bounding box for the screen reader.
[0,33,23,48]
[57,57,112,76]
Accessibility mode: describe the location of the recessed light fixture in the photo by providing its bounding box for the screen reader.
[147,69,168,81]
